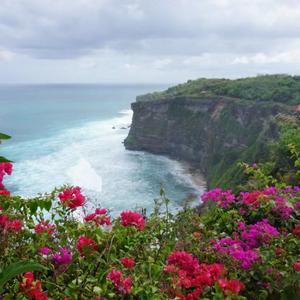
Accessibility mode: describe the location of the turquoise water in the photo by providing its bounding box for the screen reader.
[0,84,204,215]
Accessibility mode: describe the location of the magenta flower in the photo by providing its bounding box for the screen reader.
[201,188,235,208]
[53,248,72,265]
[39,247,51,256]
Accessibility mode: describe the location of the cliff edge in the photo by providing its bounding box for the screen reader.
[125,75,298,189]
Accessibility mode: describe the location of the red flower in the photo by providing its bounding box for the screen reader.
[35,220,55,235]
[120,211,145,230]
[19,272,48,300]
[0,214,9,228]
[0,189,10,196]
[77,235,98,256]
[292,224,300,236]
[218,278,245,294]
[2,162,13,175]
[84,208,111,226]
[58,187,85,209]
[293,262,300,272]
[95,208,107,215]
[0,214,23,232]
[0,162,13,191]
[84,213,96,221]
[275,247,283,257]
[8,219,23,231]
[120,257,135,269]
[107,269,132,295]
[240,191,264,209]
[164,251,228,299]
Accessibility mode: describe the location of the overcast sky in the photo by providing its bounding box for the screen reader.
[1,0,300,83]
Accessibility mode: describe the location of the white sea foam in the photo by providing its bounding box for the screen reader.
[4,110,205,215]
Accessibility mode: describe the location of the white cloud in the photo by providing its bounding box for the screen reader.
[0,49,15,61]
[1,0,300,82]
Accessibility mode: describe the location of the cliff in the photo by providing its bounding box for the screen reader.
[124,75,298,189]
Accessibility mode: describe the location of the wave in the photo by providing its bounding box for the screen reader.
[3,110,204,215]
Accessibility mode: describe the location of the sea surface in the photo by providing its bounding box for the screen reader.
[0,84,205,215]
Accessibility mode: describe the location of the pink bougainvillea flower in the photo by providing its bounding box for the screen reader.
[201,188,235,208]
[107,269,132,295]
[120,210,145,230]
[95,208,107,215]
[77,235,98,256]
[0,162,13,192]
[35,220,55,235]
[213,238,259,269]
[39,247,52,256]
[120,257,135,269]
[272,197,294,220]
[53,247,72,266]
[84,208,111,226]
[58,186,85,209]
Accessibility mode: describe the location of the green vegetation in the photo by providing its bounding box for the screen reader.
[1,131,300,299]
[139,74,300,105]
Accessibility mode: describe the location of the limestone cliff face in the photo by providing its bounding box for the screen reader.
[124,95,289,188]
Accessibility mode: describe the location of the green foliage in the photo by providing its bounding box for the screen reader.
[0,261,46,293]
[139,74,300,105]
[240,120,300,190]
[0,133,11,141]
[0,132,11,163]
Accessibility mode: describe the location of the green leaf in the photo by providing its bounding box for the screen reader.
[0,156,12,163]
[0,261,47,292]
[0,133,11,140]
[44,200,52,211]
[28,201,38,214]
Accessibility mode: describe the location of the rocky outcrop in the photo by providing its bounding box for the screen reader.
[124,95,290,188]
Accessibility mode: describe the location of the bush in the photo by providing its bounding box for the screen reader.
[0,131,299,299]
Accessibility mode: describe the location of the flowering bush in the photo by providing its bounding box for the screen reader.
[0,136,299,299]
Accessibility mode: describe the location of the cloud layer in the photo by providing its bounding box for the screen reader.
[1,0,300,83]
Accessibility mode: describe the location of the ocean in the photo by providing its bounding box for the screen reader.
[0,84,205,215]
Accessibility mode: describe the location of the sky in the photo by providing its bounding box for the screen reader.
[1,0,300,84]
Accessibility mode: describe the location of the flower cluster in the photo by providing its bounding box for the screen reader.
[272,197,294,220]
[53,247,72,271]
[0,162,12,192]
[218,278,245,295]
[120,257,135,269]
[107,269,132,295]
[84,208,111,226]
[34,220,55,235]
[77,235,98,256]
[58,186,85,209]
[293,224,300,236]
[240,191,264,209]
[164,251,244,299]
[0,160,299,299]
[0,213,23,232]
[19,272,48,300]
[213,238,259,269]
[240,219,279,248]
[120,210,145,230]
[201,188,235,208]
[38,247,72,272]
